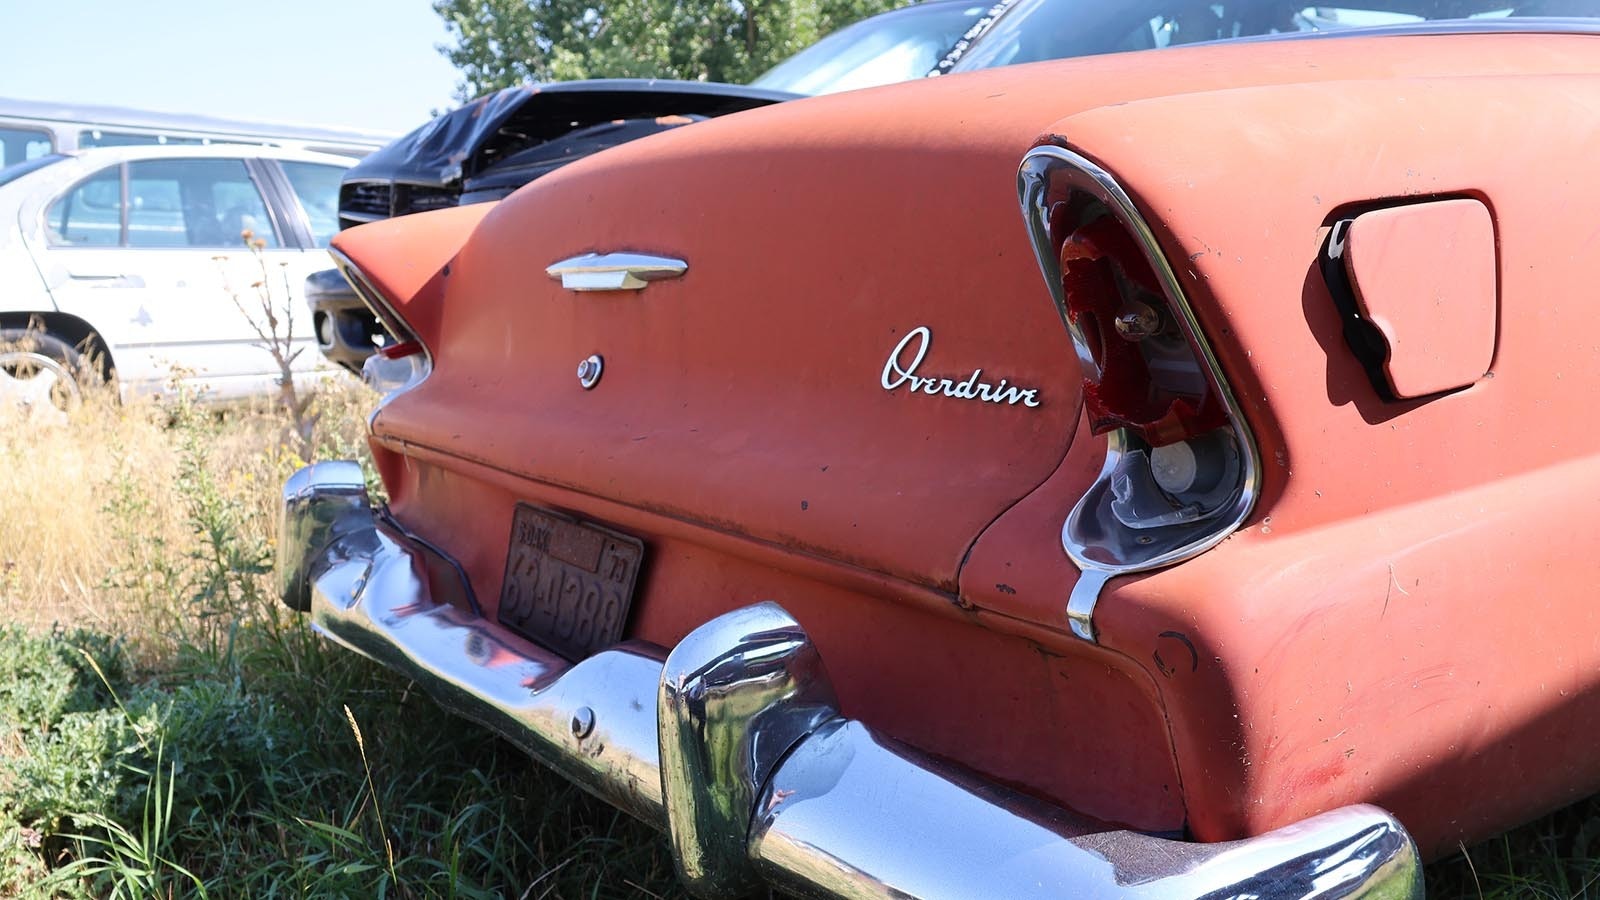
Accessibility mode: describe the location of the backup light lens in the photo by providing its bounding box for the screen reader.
[362,350,429,397]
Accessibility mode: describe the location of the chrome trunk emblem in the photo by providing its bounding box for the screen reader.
[547,252,687,291]
[881,326,1041,408]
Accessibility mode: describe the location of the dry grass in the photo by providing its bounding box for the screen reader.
[0,382,367,649]
[1,389,179,638]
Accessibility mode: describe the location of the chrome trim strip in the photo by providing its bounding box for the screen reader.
[277,461,1419,900]
[1017,146,1262,642]
[328,247,416,349]
[546,252,688,292]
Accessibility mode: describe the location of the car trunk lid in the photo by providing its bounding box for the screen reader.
[366,90,1086,591]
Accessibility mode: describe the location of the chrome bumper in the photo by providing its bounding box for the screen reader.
[277,461,1425,900]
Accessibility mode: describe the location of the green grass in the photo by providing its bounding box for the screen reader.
[0,615,682,898]
[1427,809,1600,899]
[0,385,1594,898]
[0,389,681,898]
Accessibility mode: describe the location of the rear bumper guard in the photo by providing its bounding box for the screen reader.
[277,461,1424,900]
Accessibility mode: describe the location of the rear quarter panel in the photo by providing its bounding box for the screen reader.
[1045,66,1600,852]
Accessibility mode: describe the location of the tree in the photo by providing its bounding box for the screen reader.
[433,0,906,100]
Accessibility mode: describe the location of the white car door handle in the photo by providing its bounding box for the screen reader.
[66,270,145,288]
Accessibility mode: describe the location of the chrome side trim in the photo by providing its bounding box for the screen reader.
[328,247,420,353]
[278,462,1419,900]
[328,247,436,418]
[1017,146,1262,642]
[546,252,688,291]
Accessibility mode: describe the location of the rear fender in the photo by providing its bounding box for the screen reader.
[329,203,495,349]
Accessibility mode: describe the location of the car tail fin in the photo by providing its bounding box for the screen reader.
[330,203,494,353]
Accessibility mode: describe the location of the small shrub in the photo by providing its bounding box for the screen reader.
[0,626,125,734]
[1,708,143,836]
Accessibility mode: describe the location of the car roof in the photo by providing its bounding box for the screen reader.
[0,96,393,146]
[59,143,356,168]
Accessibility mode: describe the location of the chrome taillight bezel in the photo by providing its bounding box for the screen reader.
[328,247,434,406]
[1018,146,1261,641]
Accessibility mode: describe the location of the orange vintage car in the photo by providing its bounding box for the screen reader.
[276,4,1600,897]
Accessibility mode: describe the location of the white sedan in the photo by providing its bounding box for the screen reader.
[0,143,351,412]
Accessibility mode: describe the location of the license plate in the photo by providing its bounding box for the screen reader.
[497,504,644,660]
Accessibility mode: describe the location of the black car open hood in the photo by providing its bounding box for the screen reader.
[345,79,800,189]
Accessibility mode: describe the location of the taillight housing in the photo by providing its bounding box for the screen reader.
[1018,146,1260,641]
[330,249,432,402]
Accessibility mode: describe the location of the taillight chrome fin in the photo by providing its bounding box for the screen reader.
[1018,146,1261,642]
[329,247,434,405]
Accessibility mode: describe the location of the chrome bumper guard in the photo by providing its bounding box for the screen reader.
[277,461,1424,900]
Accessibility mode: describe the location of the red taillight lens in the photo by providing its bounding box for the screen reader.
[377,339,424,360]
[1054,202,1227,446]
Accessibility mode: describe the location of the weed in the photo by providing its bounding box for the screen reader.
[46,741,209,900]
[221,236,318,459]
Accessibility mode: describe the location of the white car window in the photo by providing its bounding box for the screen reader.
[278,161,344,248]
[127,158,278,249]
[46,166,122,246]
[0,127,52,167]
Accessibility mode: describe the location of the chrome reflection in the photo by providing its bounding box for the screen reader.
[1017,146,1262,642]
[753,721,1419,899]
[276,460,368,613]
[279,461,667,826]
[660,603,839,897]
[278,461,1419,900]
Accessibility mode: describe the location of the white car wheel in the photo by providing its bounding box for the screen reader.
[0,339,85,423]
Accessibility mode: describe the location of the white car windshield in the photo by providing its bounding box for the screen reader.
[752,1,998,95]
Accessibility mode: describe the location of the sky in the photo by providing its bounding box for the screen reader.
[1,0,464,137]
